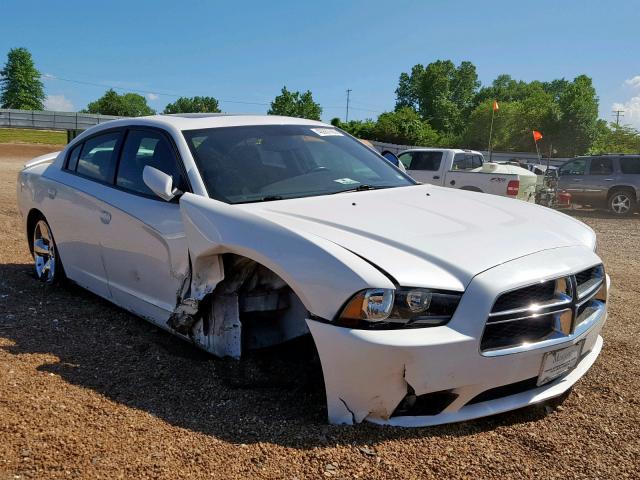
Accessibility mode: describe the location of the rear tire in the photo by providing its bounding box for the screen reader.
[29,215,64,284]
[608,189,636,216]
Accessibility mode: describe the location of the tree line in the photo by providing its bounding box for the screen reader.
[2,47,638,155]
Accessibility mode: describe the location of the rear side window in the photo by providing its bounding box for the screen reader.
[404,151,443,171]
[75,132,121,182]
[620,158,640,174]
[116,130,186,196]
[589,157,613,175]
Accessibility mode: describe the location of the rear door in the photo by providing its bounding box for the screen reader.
[399,150,445,184]
[44,129,124,299]
[558,158,589,203]
[98,127,190,322]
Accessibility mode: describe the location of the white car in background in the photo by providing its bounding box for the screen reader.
[399,148,538,202]
[17,114,608,426]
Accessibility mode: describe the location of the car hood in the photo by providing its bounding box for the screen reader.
[237,185,595,291]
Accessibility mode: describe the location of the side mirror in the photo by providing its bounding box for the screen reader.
[143,165,180,201]
[381,151,400,166]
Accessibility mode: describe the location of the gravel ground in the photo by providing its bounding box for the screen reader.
[0,143,639,479]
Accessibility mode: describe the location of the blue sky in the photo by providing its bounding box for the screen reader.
[2,0,639,126]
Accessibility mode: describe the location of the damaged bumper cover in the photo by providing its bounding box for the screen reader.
[308,247,608,426]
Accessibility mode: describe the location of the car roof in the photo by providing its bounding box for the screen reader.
[400,148,482,155]
[97,114,328,131]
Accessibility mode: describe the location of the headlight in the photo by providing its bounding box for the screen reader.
[336,287,462,329]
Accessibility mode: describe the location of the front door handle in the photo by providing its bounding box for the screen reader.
[573,179,582,183]
[433,175,440,180]
[604,178,614,181]
[450,180,456,186]
[100,210,112,225]
[47,188,57,199]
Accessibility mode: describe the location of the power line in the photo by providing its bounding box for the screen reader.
[612,109,625,126]
[43,74,271,107]
[43,72,386,115]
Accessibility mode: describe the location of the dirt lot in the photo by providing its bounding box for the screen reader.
[1,143,639,479]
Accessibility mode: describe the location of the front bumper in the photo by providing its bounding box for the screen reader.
[308,246,608,426]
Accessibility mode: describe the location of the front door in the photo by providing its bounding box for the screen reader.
[558,158,589,204]
[98,128,191,323]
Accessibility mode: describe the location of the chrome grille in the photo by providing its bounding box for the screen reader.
[481,265,605,352]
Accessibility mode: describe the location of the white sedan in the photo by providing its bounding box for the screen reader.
[17,114,609,426]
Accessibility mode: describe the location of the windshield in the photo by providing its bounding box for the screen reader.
[183,125,415,204]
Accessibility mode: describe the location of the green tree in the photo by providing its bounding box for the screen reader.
[374,107,440,146]
[332,118,376,139]
[84,89,155,116]
[0,47,45,110]
[268,86,322,120]
[395,60,479,135]
[474,74,530,104]
[555,75,599,156]
[464,100,525,151]
[590,122,640,154]
[163,96,221,114]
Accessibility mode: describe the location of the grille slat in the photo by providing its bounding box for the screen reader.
[481,265,605,353]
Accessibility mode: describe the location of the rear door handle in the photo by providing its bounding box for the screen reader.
[100,210,112,225]
[47,188,57,199]
[450,180,456,186]
[604,178,614,181]
[433,175,440,180]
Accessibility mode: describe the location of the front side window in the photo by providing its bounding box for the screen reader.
[183,125,415,204]
[116,130,186,196]
[620,158,640,174]
[75,131,121,182]
[589,157,613,175]
[559,159,587,176]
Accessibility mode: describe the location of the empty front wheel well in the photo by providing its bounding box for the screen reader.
[169,253,312,358]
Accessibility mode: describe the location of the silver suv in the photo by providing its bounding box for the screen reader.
[558,155,640,215]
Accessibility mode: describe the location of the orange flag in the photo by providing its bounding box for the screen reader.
[493,100,499,111]
[533,130,543,142]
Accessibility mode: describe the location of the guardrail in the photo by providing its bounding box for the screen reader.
[0,109,121,132]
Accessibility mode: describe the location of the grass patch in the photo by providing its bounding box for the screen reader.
[0,128,67,145]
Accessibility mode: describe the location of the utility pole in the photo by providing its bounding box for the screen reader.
[345,89,352,122]
[612,110,625,126]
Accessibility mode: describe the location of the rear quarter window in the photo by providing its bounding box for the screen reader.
[620,158,640,174]
[66,143,82,171]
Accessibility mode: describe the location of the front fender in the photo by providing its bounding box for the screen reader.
[179,193,394,320]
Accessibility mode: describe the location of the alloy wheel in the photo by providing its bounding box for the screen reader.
[611,193,631,215]
[33,219,56,282]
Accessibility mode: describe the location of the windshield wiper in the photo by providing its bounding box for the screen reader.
[235,195,284,204]
[332,184,394,194]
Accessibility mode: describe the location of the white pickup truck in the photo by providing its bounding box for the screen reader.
[398,148,537,202]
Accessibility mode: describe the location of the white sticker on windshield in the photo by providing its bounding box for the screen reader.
[333,178,359,185]
[310,128,344,137]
